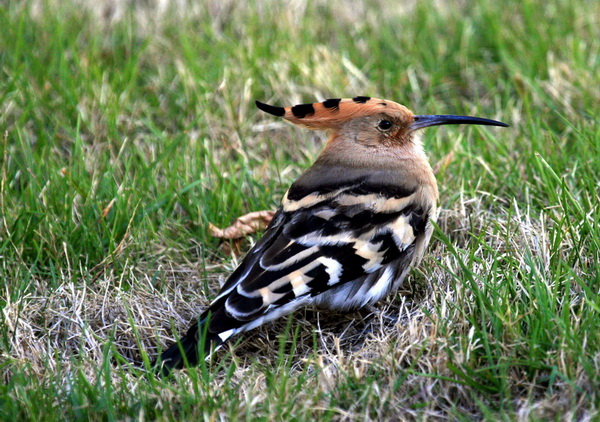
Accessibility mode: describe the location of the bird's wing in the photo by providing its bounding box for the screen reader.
[203,171,432,340]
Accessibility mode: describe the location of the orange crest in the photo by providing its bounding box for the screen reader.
[256,96,414,130]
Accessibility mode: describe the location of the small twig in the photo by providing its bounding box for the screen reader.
[209,210,276,240]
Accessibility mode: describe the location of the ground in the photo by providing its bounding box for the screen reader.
[1,0,599,420]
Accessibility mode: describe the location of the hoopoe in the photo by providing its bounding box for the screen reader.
[156,96,508,375]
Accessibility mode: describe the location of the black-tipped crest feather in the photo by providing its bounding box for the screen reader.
[255,100,285,117]
[291,103,316,118]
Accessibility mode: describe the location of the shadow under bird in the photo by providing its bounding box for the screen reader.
[155,96,508,375]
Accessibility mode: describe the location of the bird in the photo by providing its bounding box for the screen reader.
[155,96,508,375]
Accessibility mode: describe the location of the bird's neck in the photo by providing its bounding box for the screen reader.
[293,132,439,203]
[317,132,431,173]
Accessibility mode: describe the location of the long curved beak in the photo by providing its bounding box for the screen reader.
[410,114,509,131]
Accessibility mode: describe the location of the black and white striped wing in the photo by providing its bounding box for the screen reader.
[203,176,431,343]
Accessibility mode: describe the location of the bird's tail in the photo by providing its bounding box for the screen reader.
[153,313,220,376]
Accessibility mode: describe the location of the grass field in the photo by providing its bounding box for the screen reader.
[1,0,599,419]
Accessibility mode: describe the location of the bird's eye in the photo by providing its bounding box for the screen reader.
[378,119,393,130]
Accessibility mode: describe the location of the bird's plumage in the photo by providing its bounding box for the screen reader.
[155,96,508,375]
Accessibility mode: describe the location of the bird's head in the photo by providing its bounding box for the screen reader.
[256,96,508,169]
[256,96,507,148]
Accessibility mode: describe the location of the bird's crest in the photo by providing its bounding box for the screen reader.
[256,96,413,130]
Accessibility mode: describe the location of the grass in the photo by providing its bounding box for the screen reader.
[1,0,599,419]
